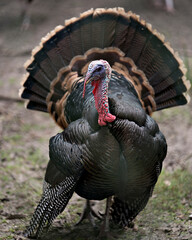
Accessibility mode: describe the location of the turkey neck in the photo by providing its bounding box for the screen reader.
[92,78,109,122]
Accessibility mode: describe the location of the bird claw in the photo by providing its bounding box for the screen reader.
[98,211,105,217]
[75,200,102,227]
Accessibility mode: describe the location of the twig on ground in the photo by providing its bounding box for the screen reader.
[0,96,24,103]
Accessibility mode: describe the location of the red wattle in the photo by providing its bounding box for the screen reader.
[92,81,99,96]
[92,80,116,126]
[98,113,116,126]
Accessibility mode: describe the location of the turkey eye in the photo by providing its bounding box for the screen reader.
[96,67,102,72]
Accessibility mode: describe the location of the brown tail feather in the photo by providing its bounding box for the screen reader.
[22,77,48,98]
[21,88,47,105]
[26,101,48,112]
[20,8,190,128]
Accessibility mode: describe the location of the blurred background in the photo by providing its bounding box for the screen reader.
[0,0,192,239]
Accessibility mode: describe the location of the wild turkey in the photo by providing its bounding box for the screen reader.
[20,8,190,238]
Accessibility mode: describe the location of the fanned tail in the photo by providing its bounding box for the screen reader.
[20,8,190,128]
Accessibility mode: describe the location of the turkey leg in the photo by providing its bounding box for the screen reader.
[99,196,112,238]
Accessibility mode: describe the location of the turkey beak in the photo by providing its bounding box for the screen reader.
[85,77,92,85]
[85,72,93,85]
[83,73,92,98]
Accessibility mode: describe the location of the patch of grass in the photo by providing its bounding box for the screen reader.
[27,148,47,165]
[152,169,192,212]
[21,122,48,132]
[3,133,23,144]
[0,236,14,240]
[135,169,192,239]
[9,227,16,233]
[8,78,16,85]
[1,145,47,169]
[0,173,11,183]
[184,55,192,83]
[1,219,8,224]
[20,123,32,132]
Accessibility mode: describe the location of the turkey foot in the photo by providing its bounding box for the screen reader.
[76,200,102,227]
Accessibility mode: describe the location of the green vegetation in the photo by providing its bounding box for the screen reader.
[184,55,192,84]
[8,78,16,85]
[139,169,192,229]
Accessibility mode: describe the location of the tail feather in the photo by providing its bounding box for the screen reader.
[152,69,183,91]
[21,88,47,105]
[136,30,166,70]
[92,9,116,48]
[42,28,67,70]
[100,9,119,47]
[156,95,188,111]
[25,60,51,89]
[66,19,84,56]
[20,8,190,128]
[79,9,94,52]
[92,10,106,48]
[143,48,178,84]
[121,15,143,59]
[22,77,48,98]
[33,49,58,80]
[27,101,48,112]
[112,11,130,47]
[56,30,75,65]
[155,81,188,104]
[126,24,149,63]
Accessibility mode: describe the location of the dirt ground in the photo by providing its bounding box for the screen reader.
[0,0,192,239]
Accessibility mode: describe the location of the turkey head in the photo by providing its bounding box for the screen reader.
[83,60,116,126]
